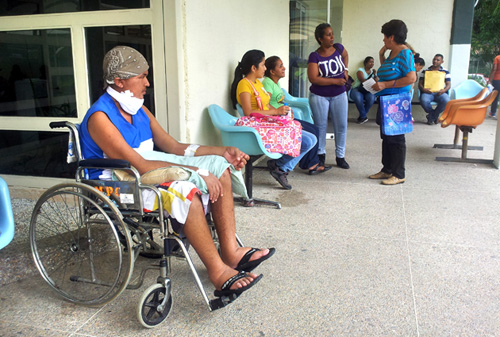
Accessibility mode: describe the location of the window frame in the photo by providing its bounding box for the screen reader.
[0,3,169,187]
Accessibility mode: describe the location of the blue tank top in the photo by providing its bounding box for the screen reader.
[80,92,153,179]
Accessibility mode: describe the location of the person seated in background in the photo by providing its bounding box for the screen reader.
[412,53,425,91]
[80,46,275,303]
[349,56,377,124]
[262,55,331,175]
[419,53,451,125]
[230,49,317,190]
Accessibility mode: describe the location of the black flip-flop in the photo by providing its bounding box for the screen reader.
[213,271,263,298]
[309,165,332,175]
[236,248,276,272]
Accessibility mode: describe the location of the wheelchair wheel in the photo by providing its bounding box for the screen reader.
[30,183,134,306]
[137,283,173,328]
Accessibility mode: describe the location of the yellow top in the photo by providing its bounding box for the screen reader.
[236,78,270,111]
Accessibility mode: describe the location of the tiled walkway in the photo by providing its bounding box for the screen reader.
[1,108,499,336]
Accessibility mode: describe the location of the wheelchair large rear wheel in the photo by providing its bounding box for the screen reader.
[137,282,173,328]
[30,183,134,306]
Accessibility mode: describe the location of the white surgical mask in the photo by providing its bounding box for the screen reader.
[106,86,144,115]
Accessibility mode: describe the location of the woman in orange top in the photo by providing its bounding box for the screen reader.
[488,54,500,117]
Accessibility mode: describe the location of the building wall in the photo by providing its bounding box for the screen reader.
[342,0,455,82]
[180,0,290,145]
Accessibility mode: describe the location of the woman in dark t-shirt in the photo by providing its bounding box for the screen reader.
[307,23,350,170]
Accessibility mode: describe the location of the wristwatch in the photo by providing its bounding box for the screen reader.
[197,169,209,177]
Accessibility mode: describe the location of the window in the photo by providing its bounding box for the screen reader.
[289,0,343,97]
[0,130,75,178]
[86,25,154,114]
[0,0,150,16]
[0,2,166,183]
[0,29,76,118]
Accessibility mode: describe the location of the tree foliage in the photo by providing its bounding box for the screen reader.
[471,0,500,73]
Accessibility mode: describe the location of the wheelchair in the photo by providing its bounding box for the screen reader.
[29,121,243,328]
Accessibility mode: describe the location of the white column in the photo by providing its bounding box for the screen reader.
[493,116,500,168]
[449,44,471,92]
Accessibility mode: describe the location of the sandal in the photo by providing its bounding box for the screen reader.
[236,248,276,272]
[213,271,263,298]
[308,165,332,175]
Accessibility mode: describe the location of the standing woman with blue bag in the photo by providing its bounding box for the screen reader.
[369,19,416,185]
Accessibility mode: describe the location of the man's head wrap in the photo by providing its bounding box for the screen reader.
[103,46,149,87]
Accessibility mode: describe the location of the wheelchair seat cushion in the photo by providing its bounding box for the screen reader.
[114,166,191,184]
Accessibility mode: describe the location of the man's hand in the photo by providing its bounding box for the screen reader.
[422,88,433,94]
[200,173,223,203]
[222,147,249,170]
[437,89,446,96]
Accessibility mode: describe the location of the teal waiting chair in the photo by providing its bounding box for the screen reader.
[281,89,314,123]
[208,104,281,209]
[0,176,14,250]
[450,79,484,100]
[433,80,486,151]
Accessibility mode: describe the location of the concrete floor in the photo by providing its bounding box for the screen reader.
[1,107,500,336]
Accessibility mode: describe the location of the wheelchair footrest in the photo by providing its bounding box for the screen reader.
[209,294,238,311]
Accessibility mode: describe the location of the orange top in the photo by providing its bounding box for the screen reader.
[494,55,500,81]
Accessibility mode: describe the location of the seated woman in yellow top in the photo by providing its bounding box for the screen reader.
[230,49,317,190]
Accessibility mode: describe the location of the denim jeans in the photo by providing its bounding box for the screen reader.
[276,130,316,172]
[297,119,320,170]
[420,92,450,122]
[491,80,500,114]
[309,92,348,158]
[350,87,375,119]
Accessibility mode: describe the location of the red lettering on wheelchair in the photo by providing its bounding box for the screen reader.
[94,185,121,197]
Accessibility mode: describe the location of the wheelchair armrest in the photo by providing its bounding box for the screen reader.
[49,121,71,129]
[79,159,131,169]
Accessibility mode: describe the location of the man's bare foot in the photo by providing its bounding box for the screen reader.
[212,267,259,291]
[227,247,270,269]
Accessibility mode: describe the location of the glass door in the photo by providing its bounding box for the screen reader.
[289,0,343,98]
[0,1,167,186]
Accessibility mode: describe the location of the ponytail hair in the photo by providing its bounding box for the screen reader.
[230,49,265,109]
[414,53,425,66]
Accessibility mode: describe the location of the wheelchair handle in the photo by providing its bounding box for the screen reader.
[50,121,70,129]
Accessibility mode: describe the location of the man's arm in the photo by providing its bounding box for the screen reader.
[438,80,451,96]
[146,107,248,170]
[87,110,180,174]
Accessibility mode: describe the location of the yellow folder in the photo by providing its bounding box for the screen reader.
[424,71,445,92]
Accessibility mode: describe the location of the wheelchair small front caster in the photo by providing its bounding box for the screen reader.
[137,282,173,328]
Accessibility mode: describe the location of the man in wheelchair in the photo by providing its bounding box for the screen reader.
[80,46,274,302]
